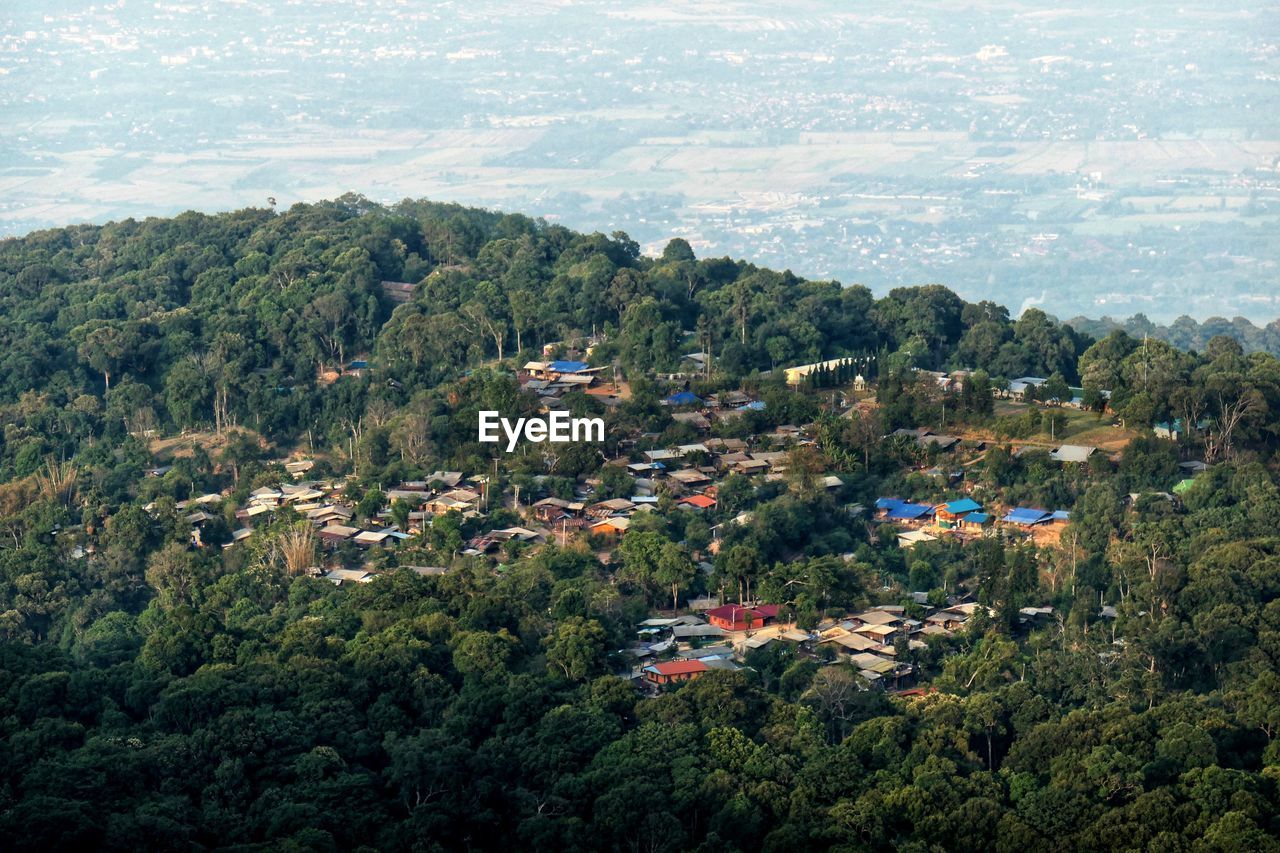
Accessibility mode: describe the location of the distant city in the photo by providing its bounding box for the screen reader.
[2,0,1277,321]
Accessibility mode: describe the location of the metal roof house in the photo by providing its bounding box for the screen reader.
[1002,508,1069,526]
[1049,444,1096,464]
[875,498,937,522]
[936,498,981,521]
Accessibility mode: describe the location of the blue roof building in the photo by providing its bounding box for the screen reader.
[942,498,982,516]
[548,360,590,374]
[664,391,702,406]
[1003,507,1052,526]
[876,498,936,521]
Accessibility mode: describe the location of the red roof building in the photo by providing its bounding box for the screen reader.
[678,494,717,509]
[643,659,710,685]
[705,604,780,632]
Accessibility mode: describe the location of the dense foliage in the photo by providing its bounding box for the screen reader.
[1,198,1279,851]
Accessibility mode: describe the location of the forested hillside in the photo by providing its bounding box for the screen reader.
[1,196,1279,851]
[1068,313,1280,360]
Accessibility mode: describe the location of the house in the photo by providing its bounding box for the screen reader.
[177,493,223,510]
[284,459,316,478]
[898,530,938,548]
[681,352,710,371]
[738,633,777,651]
[672,623,728,641]
[406,566,449,577]
[319,524,359,543]
[677,643,735,661]
[935,602,996,629]
[824,632,882,652]
[875,498,936,523]
[1019,606,1055,625]
[250,487,283,505]
[919,433,960,452]
[324,568,374,585]
[283,486,326,504]
[235,503,272,522]
[185,510,216,527]
[935,498,981,525]
[591,517,631,537]
[892,428,959,452]
[643,659,709,685]
[784,358,855,386]
[852,609,900,627]
[589,497,635,518]
[353,530,394,548]
[386,488,432,504]
[959,512,993,532]
[750,450,789,470]
[1008,377,1047,400]
[849,652,896,681]
[732,458,770,476]
[225,527,253,548]
[668,468,712,488]
[675,443,710,457]
[424,471,466,489]
[308,504,355,525]
[531,497,585,523]
[426,489,482,516]
[678,494,717,511]
[671,412,711,431]
[1002,507,1054,527]
[490,526,546,544]
[524,360,593,381]
[853,619,901,642]
[704,438,748,454]
[705,604,780,632]
[426,496,471,515]
[663,391,702,407]
[1050,445,1096,464]
[1153,418,1212,441]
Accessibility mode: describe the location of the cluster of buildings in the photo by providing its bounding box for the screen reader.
[893,426,1102,470]
[875,496,1070,548]
[174,465,501,563]
[632,599,998,692]
[518,359,627,410]
[526,428,845,542]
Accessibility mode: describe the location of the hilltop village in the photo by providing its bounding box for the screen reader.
[129,342,1209,695]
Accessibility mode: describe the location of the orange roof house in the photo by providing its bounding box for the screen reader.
[643,659,710,685]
